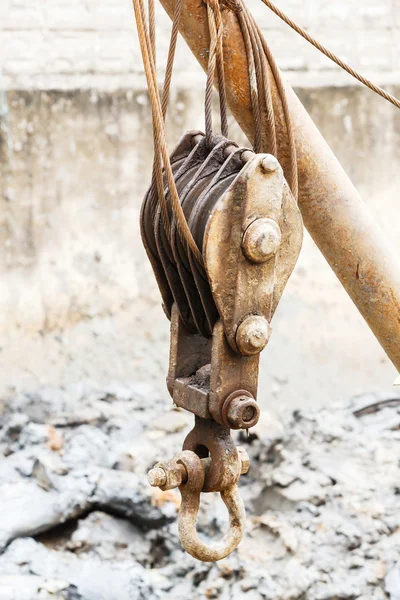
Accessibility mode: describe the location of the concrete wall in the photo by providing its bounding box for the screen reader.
[1,1,399,410]
[1,0,400,90]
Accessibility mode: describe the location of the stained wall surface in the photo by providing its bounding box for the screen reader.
[1,0,400,90]
[1,1,399,407]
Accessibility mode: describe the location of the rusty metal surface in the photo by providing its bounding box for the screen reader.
[208,319,259,424]
[157,0,400,373]
[168,306,260,426]
[167,303,212,398]
[148,441,247,561]
[179,474,246,562]
[145,144,304,559]
[142,133,250,337]
[183,417,241,492]
[204,153,303,353]
[150,146,300,432]
[140,130,204,322]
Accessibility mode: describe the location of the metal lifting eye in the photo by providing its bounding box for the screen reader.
[148,445,249,562]
[178,451,246,562]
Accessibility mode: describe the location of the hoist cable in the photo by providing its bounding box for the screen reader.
[212,0,229,138]
[260,0,400,111]
[133,0,302,256]
[133,0,231,262]
[148,0,156,62]
[250,14,277,157]
[240,4,278,156]
[134,0,398,257]
[137,0,170,233]
[148,0,183,223]
[245,4,298,198]
[132,0,204,264]
[204,3,219,145]
[237,9,263,153]
[161,0,183,118]
[235,0,298,199]
[205,0,229,144]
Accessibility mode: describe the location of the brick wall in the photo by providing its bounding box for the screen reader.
[1,0,399,90]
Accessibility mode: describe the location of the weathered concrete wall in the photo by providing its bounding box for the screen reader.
[0,85,399,408]
[1,0,400,90]
[1,0,399,406]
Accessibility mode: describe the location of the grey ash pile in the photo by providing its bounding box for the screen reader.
[0,382,399,600]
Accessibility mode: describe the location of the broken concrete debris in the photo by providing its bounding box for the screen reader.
[0,382,399,599]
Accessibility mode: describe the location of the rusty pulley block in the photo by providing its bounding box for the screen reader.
[142,131,303,561]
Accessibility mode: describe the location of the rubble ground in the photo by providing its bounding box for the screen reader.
[0,381,399,600]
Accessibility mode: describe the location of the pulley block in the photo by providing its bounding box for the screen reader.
[143,130,303,561]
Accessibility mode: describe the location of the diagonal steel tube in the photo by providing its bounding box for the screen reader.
[157,0,400,372]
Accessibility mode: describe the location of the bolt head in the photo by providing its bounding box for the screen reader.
[236,315,271,356]
[261,154,279,173]
[242,218,281,263]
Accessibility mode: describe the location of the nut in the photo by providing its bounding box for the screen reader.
[148,467,167,488]
[237,446,250,474]
[224,393,260,429]
[242,218,281,263]
[148,460,187,490]
[261,154,279,173]
[236,315,271,356]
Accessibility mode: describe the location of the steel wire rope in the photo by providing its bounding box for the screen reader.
[259,0,400,110]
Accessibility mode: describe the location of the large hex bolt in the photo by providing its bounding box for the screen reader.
[147,460,187,490]
[235,315,271,356]
[242,218,281,264]
[222,390,260,430]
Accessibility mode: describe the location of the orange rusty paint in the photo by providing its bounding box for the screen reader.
[158,0,400,372]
